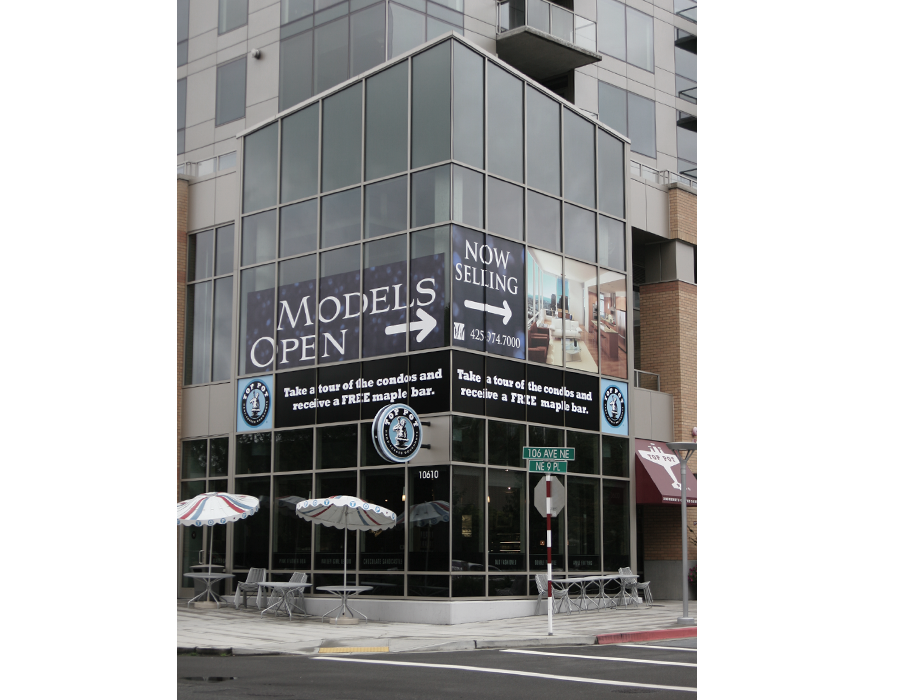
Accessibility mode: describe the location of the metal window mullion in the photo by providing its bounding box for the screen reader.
[359,78,367,362]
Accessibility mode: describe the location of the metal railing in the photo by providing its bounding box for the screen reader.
[678,86,697,104]
[630,161,698,190]
[634,370,661,391]
[498,0,597,52]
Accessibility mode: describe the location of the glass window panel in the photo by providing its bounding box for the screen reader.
[362,234,408,357]
[236,432,272,474]
[489,574,527,595]
[219,0,248,34]
[315,471,358,569]
[275,428,314,471]
[280,199,318,257]
[529,424,563,448]
[209,437,229,476]
[279,30,313,112]
[411,40,451,168]
[273,473,312,570]
[188,230,214,282]
[318,245,361,362]
[452,416,484,464]
[388,2,425,59]
[219,152,237,170]
[528,472,564,569]
[452,165,483,229]
[397,0,426,10]
[178,0,190,41]
[568,476,601,571]
[564,110,595,208]
[215,57,246,126]
[564,203,595,262]
[597,82,627,138]
[411,165,450,227]
[597,129,625,219]
[487,63,523,183]
[487,420,525,467]
[562,258,599,372]
[182,440,207,479]
[598,269,627,378]
[360,467,405,570]
[315,2,349,25]
[602,480,629,571]
[233,475,270,569]
[322,83,363,192]
[601,435,628,477]
[211,277,234,381]
[365,175,408,238]
[242,123,278,213]
[177,78,187,130]
[283,0,315,23]
[178,41,188,67]
[351,3,386,76]
[198,158,216,177]
[366,62,409,181]
[675,45,697,81]
[526,191,561,252]
[597,0,625,60]
[315,17,350,95]
[627,91,656,157]
[178,129,185,155]
[549,4,573,43]
[180,479,206,502]
[677,125,697,164]
[452,466,485,570]
[321,187,362,247]
[185,281,213,384]
[526,249,562,367]
[277,255,318,368]
[625,7,653,72]
[451,575,485,596]
[408,574,449,596]
[407,464,450,571]
[216,225,235,274]
[241,209,277,266]
[567,431,599,475]
[281,105,319,203]
[453,42,484,169]
[239,263,276,374]
[526,87,560,196]
[598,214,625,270]
[426,16,456,40]
[575,15,596,51]
[526,0,549,33]
[410,226,451,348]
[488,468,525,570]
[317,0,345,10]
[316,424,359,468]
[360,421,392,466]
[487,177,523,240]
[358,573,404,595]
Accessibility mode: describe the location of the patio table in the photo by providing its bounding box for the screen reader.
[183,572,234,608]
[257,582,311,620]
[316,585,373,622]
[554,575,622,612]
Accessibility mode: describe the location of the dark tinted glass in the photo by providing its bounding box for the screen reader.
[322,83,363,192]
[279,30,313,111]
[526,87,559,196]
[233,475,270,569]
[280,199,318,257]
[316,424,359,469]
[487,177,523,240]
[182,440,207,479]
[597,81,627,136]
[452,165,483,228]
[407,465,450,571]
[315,16,349,94]
[188,230,214,281]
[598,214,625,270]
[209,437,228,476]
[567,430,599,475]
[243,123,278,213]
[452,416,485,464]
[487,63,523,182]
[597,129,625,219]
[215,57,246,126]
[185,281,212,384]
[178,0,190,41]
[564,203,595,262]
[235,432,272,474]
[281,105,319,203]
[602,480,629,570]
[452,465,484,569]
[487,420,525,467]
[602,435,628,477]
[351,3,386,75]
[241,209,277,265]
[411,165,450,227]
[528,472,564,569]
[360,467,405,570]
[211,277,234,381]
[529,425,562,448]
[568,476,601,571]
[526,190,560,252]
[563,110,595,208]
[411,41,451,168]
[321,187,361,247]
[273,473,312,570]
[274,429,314,471]
[365,176,408,238]
[487,468,525,570]
[366,62,408,180]
[216,225,235,274]
[453,42,484,168]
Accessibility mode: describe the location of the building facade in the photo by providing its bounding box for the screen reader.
[177,0,697,617]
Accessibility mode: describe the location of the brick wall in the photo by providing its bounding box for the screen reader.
[668,184,697,246]
[638,279,697,560]
[177,177,188,499]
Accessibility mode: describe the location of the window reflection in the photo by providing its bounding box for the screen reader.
[407,465,450,571]
[488,468,525,570]
[598,270,627,378]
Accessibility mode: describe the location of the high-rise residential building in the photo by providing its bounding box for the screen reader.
[177,0,697,619]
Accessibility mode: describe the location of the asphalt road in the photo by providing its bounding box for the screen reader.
[178,640,697,699]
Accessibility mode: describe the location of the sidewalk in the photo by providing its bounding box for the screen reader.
[177,599,698,655]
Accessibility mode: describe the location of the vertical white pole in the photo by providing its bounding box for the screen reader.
[546,474,553,636]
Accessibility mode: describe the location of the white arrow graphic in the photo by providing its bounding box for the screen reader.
[464,299,512,325]
[385,308,438,343]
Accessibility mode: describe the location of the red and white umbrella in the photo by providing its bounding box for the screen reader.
[177,492,260,575]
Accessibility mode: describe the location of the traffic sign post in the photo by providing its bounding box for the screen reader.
[525,448,574,636]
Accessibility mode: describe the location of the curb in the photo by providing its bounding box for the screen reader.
[595,627,697,645]
[476,635,597,649]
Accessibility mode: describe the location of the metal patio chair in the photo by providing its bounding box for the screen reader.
[286,572,309,616]
[534,574,574,615]
[617,567,652,608]
[234,567,267,609]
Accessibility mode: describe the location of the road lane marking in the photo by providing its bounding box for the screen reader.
[500,649,696,667]
[313,657,696,692]
[617,643,697,652]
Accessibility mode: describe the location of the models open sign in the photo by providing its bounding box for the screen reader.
[242,253,445,372]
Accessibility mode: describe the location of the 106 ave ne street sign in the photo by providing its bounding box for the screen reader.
[528,460,567,473]
[522,447,575,461]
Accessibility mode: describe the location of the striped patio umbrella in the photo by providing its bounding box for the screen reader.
[295,496,397,587]
[177,492,260,582]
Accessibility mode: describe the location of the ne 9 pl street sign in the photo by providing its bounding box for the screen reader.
[528,460,567,473]
[521,447,575,461]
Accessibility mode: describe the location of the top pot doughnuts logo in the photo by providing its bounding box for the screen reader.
[603,385,625,427]
[372,403,422,463]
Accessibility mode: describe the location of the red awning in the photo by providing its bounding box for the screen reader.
[635,439,697,506]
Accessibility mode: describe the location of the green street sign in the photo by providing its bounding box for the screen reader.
[521,447,575,461]
[528,460,568,473]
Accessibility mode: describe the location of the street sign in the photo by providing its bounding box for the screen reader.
[522,447,575,461]
[533,476,566,518]
[528,460,567,473]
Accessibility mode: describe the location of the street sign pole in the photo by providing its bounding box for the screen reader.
[546,473,553,636]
